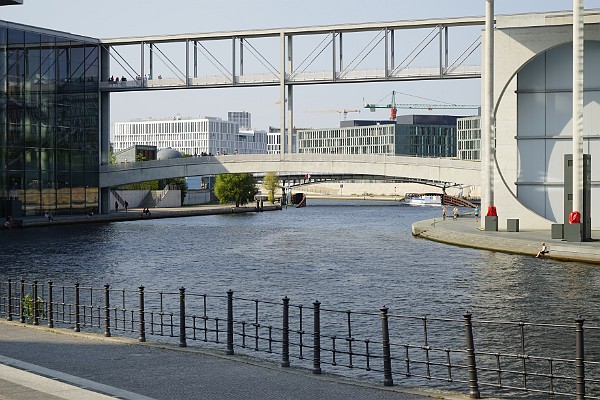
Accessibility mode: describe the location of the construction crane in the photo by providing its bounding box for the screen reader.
[304,109,361,121]
[363,91,480,120]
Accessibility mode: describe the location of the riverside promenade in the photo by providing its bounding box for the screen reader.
[412,214,600,264]
[0,321,469,400]
[3,204,281,230]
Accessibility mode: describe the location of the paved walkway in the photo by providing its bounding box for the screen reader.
[412,215,600,264]
[0,321,469,400]
[2,204,279,230]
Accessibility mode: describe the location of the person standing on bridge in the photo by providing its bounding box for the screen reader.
[442,205,447,221]
[124,201,128,213]
[453,206,458,221]
[474,206,479,222]
[115,201,119,213]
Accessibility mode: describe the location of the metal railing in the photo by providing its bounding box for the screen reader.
[0,278,598,399]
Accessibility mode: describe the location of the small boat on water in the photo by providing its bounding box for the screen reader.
[403,193,442,206]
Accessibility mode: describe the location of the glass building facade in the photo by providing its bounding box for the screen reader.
[395,115,458,158]
[0,22,100,216]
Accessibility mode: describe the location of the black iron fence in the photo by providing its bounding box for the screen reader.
[0,278,598,399]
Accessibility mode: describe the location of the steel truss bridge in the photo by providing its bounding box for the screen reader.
[99,154,480,190]
[99,15,485,153]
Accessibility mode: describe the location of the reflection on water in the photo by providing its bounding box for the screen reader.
[1,200,599,397]
[1,200,599,322]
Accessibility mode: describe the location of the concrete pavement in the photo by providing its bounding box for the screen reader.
[412,214,600,264]
[0,321,470,400]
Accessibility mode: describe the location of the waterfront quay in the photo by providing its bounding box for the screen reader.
[2,203,281,230]
[412,215,600,264]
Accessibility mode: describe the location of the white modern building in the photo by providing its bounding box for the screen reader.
[487,9,600,231]
[457,116,481,161]
[112,113,267,156]
[228,111,252,130]
[267,127,297,154]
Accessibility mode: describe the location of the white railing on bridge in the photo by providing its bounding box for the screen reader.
[99,65,481,90]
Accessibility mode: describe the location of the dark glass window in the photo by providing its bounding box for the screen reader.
[0,26,100,216]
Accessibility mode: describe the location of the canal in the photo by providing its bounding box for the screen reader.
[1,199,599,397]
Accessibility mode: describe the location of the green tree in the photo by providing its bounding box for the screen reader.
[109,151,116,165]
[262,172,279,203]
[214,173,258,207]
[135,152,147,162]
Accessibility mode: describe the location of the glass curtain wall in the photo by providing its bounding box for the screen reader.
[0,25,99,216]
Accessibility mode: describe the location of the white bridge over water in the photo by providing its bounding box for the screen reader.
[98,14,485,212]
[99,154,480,189]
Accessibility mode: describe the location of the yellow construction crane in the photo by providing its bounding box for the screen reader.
[304,109,361,120]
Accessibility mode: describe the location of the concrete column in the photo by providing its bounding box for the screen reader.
[572,0,584,216]
[279,32,286,155]
[149,43,154,79]
[287,35,294,154]
[140,42,144,81]
[100,46,111,215]
[231,37,236,85]
[481,0,495,223]
[240,38,244,76]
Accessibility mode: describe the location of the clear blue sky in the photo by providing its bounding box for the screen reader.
[3,0,600,130]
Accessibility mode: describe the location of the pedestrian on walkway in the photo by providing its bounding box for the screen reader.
[474,206,479,222]
[115,201,119,213]
[453,206,458,220]
[124,201,128,213]
[442,205,447,221]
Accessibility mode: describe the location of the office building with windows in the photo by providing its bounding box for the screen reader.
[297,117,459,157]
[457,116,481,161]
[0,20,100,217]
[112,113,267,156]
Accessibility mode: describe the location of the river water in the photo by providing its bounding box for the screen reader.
[1,199,599,397]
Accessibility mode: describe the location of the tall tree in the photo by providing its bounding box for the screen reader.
[214,173,258,207]
[262,172,279,203]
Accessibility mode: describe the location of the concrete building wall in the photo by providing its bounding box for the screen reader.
[491,12,600,229]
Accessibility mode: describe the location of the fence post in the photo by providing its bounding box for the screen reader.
[32,281,38,326]
[179,287,186,347]
[281,296,290,367]
[74,283,80,332]
[576,317,585,400]
[6,279,12,321]
[226,290,234,355]
[104,284,111,337]
[19,279,25,323]
[464,312,481,399]
[138,286,146,342]
[47,281,53,328]
[313,300,322,374]
[380,307,394,386]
